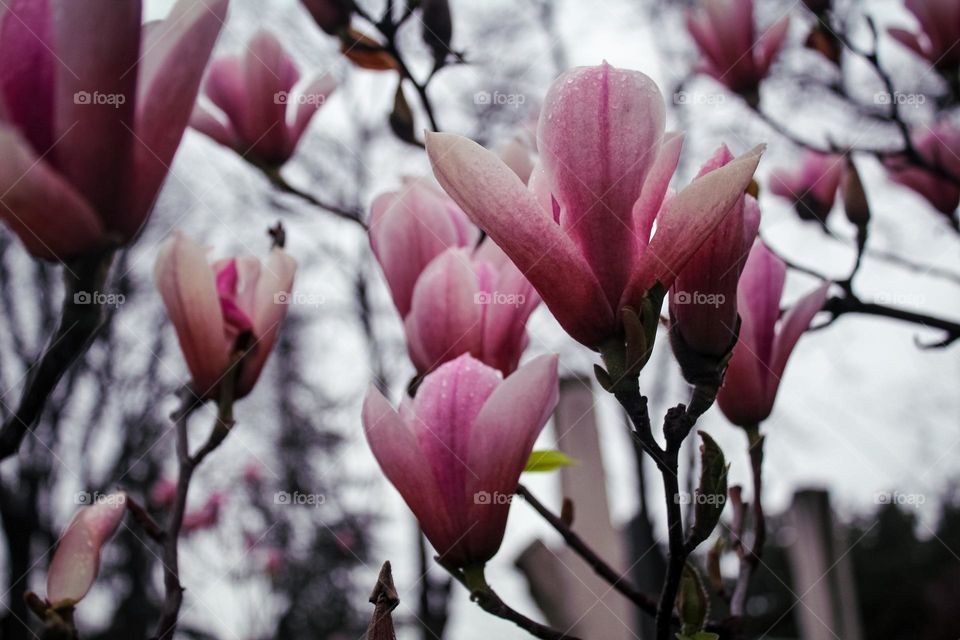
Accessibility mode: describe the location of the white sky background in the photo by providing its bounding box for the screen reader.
[131,1,960,638]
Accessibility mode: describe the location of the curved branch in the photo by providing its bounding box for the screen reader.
[0,250,115,462]
[516,484,661,618]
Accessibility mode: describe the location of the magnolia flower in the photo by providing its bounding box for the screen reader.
[769,151,846,225]
[885,123,960,220]
[369,178,478,317]
[150,477,178,509]
[888,0,960,73]
[686,0,790,100]
[426,63,763,349]
[154,232,297,401]
[0,0,228,260]
[182,491,226,534]
[670,145,761,375]
[717,242,829,427]
[191,30,337,168]
[363,353,558,568]
[47,493,126,607]
[405,241,540,375]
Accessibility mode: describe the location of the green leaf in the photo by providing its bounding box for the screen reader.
[687,430,728,548]
[523,450,576,473]
[676,633,719,640]
[676,563,709,635]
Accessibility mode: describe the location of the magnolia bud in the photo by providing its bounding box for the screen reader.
[842,158,871,227]
[420,0,453,65]
[301,0,351,35]
[687,431,728,548]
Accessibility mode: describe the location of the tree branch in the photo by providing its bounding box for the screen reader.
[516,484,661,618]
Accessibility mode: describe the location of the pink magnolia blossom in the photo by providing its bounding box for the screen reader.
[885,123,960,219]
[191,30,337,168]
[363,353,558,568]
[154,232,297,401]
[0,0,228,260]
[717,242,829,427]
[888,0,960,73]
[670,145,761,366]
[405,240,540,376]
[426,63,764,349]
[262,547,285,576]
[369,177,479,317]
[769,151,846,224]
[150,477,178,509]
[686,0,790,98]
[182,491,226,534]
[242,460,264,486]
[47,493,126,607]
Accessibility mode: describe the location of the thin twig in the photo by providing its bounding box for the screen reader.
[264,168,367,229]
[440,562,581,640]
[730,426,765,620]
[516,484,661,617]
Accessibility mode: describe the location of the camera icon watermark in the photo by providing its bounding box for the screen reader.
[473,291,526,308]
[274,91,326,106]
[673,91,725,106]
[474,91,526,108]
[872,291,925,306]
[474,490,520,505]
[74,291,125,308]
[273,291,325,307]
[875,491,925,506]
[675,492,726,506]
[73,90,126,109]
[873,91,926,107]
[274,491,326,507]
[672,291,725,308]
[75,491,126,507]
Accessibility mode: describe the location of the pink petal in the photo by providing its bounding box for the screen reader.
[670,145,760,356]
[464,354,559,561]
[625,144,764,306]
[426,131,615,347]
[47,492,126,606]
[154,232,231,398]
[632,131,684,245]
[716,241,785,425]
[362,387,460,561]
[289,72,337,148]
[190,101,238,148]
[538,63,665,303]
[0,125,104,259]
[888,28,926,59]
[0,0,55,153]
[757,15,790,75]
[205,56,248,137]
[768,282,828,386]
[369,180,478,318]
[240,31,300,164]
[412,355,501,534]
[237,247,296,396]
[52,0,140,233]
[496,135,535,184]
[737,240,785,372]
[128,0,229,233]
[403,248,482,373]
[478,252,540,375]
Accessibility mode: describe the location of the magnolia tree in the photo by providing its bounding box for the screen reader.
[0,0,957,639]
